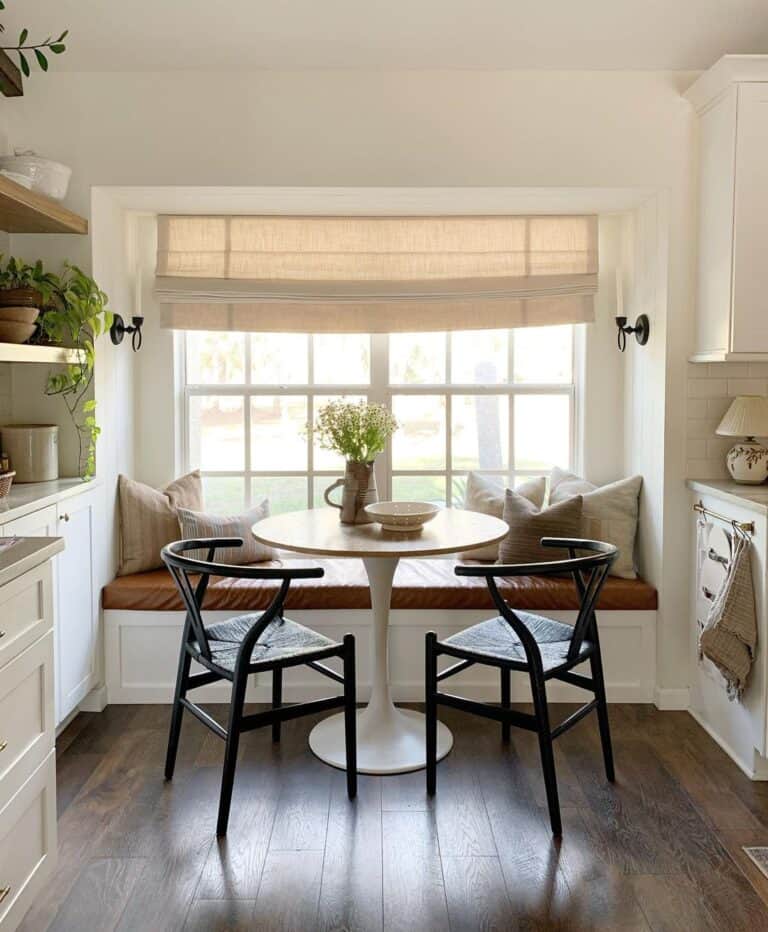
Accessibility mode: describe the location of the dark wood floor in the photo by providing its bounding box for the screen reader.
[20,702,768,931]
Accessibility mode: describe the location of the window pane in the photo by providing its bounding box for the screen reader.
[252,476,308,514]
[391,395,446,469]
[450,330,507,384]
[251,334,308,384]
[452,395,509,471]
[251,396,308,470]
[513,326,572,384]
[312,394,368,470]
[189,396,245,469]
[392,475,446,505]
[202,476,246,514]
[389,333,445,384]
[313,334,370,385]
[514,394,570,470]
[186,332,245,384]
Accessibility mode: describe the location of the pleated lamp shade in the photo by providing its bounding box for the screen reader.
[716,395,768,438]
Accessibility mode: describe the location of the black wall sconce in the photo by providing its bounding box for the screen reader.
[110,314,144,352]
[615,314,649,352]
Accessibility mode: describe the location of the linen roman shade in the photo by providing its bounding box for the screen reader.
[155,214,598,333]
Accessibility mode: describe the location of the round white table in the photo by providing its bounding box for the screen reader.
[253,507,508,775]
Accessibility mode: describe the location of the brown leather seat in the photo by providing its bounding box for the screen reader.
[102,557,658,613]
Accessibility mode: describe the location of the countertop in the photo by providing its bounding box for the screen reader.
[0,536,64,588]
[0,477,101,525]
[687,478,768,516]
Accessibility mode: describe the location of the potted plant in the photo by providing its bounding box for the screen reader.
[0,256,60,343]
[313,400,398,524]
[39,263,112,480]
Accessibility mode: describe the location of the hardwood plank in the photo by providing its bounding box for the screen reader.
[183,900,257,932]
[630,874,720,932]
[48,858,146,932]
[317,773,383,932]
[55,751,102,816]
[268,750,332,851]
[382,810,449,932]
[196,763,282,899]
[441,856,513,931]
[433,750,497,857]
[252,850,324,932]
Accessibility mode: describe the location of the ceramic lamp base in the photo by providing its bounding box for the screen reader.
[726,439,768,484]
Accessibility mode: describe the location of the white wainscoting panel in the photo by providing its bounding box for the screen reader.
[105,608,657,705]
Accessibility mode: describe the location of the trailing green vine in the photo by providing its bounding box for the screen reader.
[39,264,111,480]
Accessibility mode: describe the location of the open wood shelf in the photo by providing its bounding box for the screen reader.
[0,175,87,235]
[0,343,84,365]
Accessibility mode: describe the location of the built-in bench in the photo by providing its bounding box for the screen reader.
[102,558,658,706]
[102,557,657,612]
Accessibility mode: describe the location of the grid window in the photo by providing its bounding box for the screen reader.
[182,326,576,513]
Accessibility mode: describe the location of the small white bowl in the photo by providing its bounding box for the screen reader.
[364,500,440,532]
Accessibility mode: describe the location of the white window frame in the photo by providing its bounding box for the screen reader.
[179,329,579,510]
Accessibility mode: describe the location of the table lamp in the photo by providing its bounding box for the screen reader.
[716,395,768,484]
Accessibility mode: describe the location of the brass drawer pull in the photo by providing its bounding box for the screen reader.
[0,630,5,638]
[0,741,6,752]
[0,886,10,905]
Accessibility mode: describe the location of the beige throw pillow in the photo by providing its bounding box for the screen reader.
[461,471,547,561]
[177,499,275,565]
[118,470,203,576]
[549,467,643,579]
[498,490,583,565]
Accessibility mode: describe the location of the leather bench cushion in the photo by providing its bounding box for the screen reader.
[102,557,658,613]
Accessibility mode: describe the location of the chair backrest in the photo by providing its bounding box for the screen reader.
[161,537,322,661]
[479,538,619,666]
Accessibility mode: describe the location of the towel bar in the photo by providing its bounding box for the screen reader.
[693,500,755,535]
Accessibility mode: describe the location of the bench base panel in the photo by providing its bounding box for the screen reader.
[104,608,657,705]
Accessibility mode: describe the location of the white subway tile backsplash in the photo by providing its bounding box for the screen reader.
[688,379,727,398]
[727,378,768,396]
[684,360,765,480]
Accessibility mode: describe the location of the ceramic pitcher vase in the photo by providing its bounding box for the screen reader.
[324,460,378,524]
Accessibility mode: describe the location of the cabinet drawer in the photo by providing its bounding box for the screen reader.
[0,751,56,932]
[0,633,54,810]
[0,562,53,671]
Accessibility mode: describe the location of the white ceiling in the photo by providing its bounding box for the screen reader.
[3,0,767,71]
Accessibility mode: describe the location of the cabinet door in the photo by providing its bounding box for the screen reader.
[731,83,768,353]
[56,494,97,722]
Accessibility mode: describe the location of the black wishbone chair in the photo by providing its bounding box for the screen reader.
[426,538,618,837]
[162,538,357,837]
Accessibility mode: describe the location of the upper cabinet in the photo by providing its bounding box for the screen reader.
[687,57,768,361]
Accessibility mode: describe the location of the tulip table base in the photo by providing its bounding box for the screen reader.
[252,509,509,776]
[309,555,453,774]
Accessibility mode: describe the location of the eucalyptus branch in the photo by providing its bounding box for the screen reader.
[0,3,68,78]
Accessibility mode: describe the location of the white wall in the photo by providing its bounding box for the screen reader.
[0,67,697,695]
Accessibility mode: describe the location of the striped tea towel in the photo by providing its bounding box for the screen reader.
[699,523,757,700]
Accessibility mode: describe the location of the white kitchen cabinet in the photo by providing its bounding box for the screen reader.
[0,484,101,725]
[686,57,768,362]
[54,489,99,723]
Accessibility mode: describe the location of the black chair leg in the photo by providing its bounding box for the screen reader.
[217,666,248,837]
[165,644,192,780]
[343,634,357,800]
[590,645,615,782]
[425,632,438,795]
[500,667,511,743]
[272,667,282,743]
[530,669,561,837]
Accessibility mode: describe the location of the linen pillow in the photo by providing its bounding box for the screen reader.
[549,468,643,579]
[118,470,203,576]
[177,499,275,565]
[498,490,583,565]
[461,471,547,561]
